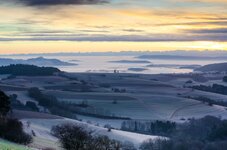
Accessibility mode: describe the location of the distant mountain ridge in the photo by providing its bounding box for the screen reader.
[109,60,150,64]
[2,50,227,57]
[0,57,76,66]
[0,64,60,76]
[137,55,227,60]
[195,62,227,72]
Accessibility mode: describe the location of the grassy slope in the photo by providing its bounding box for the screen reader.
[0,139,31,150]
[21,118,162,149]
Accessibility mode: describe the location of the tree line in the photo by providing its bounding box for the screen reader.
[121,120,176,136]
[28,87,131,120]
[0,64,60,76]
[187,96,227,107]
[192,84,227,95]
[140,116,227,150]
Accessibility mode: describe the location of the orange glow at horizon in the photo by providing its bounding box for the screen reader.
[0,0,227,54]
[0,41,226,55]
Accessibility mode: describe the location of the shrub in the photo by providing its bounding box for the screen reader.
[52,123,93,150]
[28,87,57,107]
[99,83,111,88]
[52,123,122,150]
[25,101,39,112]
[0,91,32,145]
[0,90,11,117]
[90,135,121,150]
[223,76,227,82]
[185,80,193,84]
[0,118,32,145]
[122,141,136,150]
[112,100,118,104]
[140,139,205,150]
[139,139,156,150]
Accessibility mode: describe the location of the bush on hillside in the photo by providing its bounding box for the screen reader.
[52,123,93,149]
[51,123,126,150]
[0,90,11,117]
[0,118,32,144]
[223,76,227,82]
[0,90,32,145]
[25,101,39,112]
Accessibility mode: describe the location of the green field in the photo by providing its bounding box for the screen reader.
[0,139,31,150]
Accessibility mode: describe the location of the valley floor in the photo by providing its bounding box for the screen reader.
[1,72,227,149]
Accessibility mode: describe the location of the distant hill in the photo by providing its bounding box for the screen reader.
[146,64,201,69]
[0,64,60,76]
[195,62,227,72]
[128,68,148,72]
[0,57,76,66]
[2,50,227,57]
[109,60,150,64]
[137,55,227,60]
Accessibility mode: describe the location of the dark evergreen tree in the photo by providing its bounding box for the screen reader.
[223,76,227,82]
[0,90,10,117]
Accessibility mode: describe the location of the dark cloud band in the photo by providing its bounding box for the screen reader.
[185,28,227,34]
[0,33,227,42]
[11,0,108,6]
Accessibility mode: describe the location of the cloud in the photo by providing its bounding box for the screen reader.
[1,33,227,42]
[122,29,144,33]
[186,28,227,34]
[156,21,227,27]
[173,0,227,4]
[10,0,109,6]
[189,0,227,3]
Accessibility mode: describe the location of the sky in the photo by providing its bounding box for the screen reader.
[0,0,227,54]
